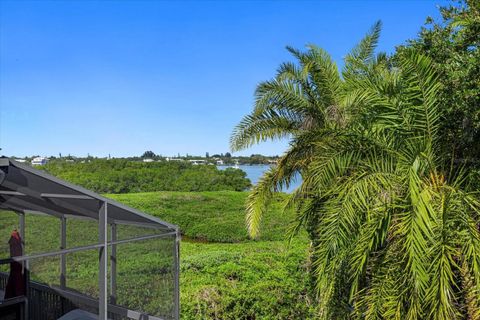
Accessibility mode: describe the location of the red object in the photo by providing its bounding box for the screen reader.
[4,230,26,299]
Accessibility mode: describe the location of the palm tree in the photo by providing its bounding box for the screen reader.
[300,50,480,319]
[231,25,480,319]
[231,21,384,239]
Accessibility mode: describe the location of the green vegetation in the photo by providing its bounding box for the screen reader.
[181,240,316,320]
[0,191,314,319]
[404,0,480,168]
[40,159,251,193]
[109,191,294,243]
[231,3,480,318]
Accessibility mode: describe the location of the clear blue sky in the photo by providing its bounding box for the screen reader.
[0,0,448,158]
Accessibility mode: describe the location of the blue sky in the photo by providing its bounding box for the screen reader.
[0,0,448,158]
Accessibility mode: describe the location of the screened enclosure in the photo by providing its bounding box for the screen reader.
[0,158,180,320]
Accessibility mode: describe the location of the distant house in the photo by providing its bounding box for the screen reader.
[31,157,49,166]
[166,158,184,162]
[189,159,206,165]
[143,158,154,163]
[13,159,27,163]
[216,160,224,165]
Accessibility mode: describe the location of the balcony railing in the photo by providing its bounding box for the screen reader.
[0,272,164,320]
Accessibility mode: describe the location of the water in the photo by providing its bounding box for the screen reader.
[217,164,302,193]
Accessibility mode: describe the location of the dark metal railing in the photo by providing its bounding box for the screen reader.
[1,271,77,319]
[0,272,161,320]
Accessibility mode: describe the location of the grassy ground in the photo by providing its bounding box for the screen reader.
[0,191,315,319]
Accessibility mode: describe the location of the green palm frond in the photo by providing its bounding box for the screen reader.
[303,44,341,107]
[230,109,298,151]
[254,79,311,111]
[397,49,441,143]
[343,20,382,82]
[245,145,307,238]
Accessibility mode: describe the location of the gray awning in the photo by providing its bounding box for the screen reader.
[0,157,177,231]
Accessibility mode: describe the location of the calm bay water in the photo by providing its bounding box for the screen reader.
[217,164,301,193]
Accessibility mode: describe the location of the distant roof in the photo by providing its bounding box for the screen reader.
[0,157,177,231]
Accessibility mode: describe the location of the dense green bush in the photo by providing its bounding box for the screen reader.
[180,240,317,320]
[402,0,480,169]
[109,191,297,242]
[40,159,251,193]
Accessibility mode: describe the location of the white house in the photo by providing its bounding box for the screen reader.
[31,157,49,166]
[189,159,206,165]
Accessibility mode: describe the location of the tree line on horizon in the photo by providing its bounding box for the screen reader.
[39,159,251,193]
[10,151,280,166]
